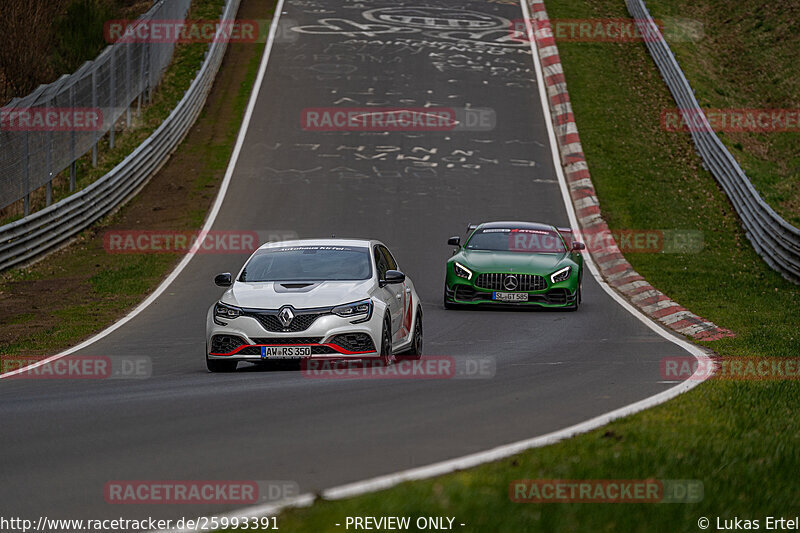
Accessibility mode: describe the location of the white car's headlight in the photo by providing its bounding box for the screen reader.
[550,266,571,284]
[333,299,373,323]
[214,301,242,320]
[454,261,473,280]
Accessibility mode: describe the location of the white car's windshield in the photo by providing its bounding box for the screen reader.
[240,245,372,282]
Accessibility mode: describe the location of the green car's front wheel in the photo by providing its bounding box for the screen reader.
[567,284,582,312]
[443,285,457,309]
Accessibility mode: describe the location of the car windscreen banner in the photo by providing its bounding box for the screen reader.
[469,228,566,253]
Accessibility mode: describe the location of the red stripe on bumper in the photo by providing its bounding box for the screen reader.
[209,343,377,357]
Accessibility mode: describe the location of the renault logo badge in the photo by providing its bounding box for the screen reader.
[278,306,295,327]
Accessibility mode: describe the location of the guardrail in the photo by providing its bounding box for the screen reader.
[0,0,242,272]
[627,0,800,284]
[0,0,192,213]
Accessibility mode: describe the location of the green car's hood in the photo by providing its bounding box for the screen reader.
[457,249,569,273]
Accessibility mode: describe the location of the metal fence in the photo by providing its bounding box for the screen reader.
[0,0,242,272]
[627,0,800,284]
[0,0,192,214]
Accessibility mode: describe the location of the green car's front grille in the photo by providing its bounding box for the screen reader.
[452,285,574,306]
[474,273,547,291]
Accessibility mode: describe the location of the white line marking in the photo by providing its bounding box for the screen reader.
[521,0,713,363]
[3,0,715,525]
[151,1,715,530]
[1,0,285,379]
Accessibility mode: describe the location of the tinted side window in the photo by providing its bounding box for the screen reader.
[374,246,389,279]
[379,245,398,270]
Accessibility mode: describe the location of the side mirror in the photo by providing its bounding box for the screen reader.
[448,236,461,246]
[215,272,232,287]
[571,242,586,251]
[380,269,406,287]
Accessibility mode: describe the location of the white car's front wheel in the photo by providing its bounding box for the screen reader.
[206,343,238,373]
[379,315,395,366]
[206,356,237,373]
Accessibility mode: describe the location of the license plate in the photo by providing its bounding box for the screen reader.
[493,292,529,302]
[260,346,312,359]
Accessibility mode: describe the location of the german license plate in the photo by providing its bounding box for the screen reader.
[261,346,311,359]
[493,292,528,302]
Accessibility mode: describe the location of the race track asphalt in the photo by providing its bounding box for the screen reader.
[0,0,691,522]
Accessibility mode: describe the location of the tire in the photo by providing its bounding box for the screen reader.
[443,286,456,309]
[206,355,238,373]
[400,307,423,360]
[378,315,395,366]
[567,284,581,312]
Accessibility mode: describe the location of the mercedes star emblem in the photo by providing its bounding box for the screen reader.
[503,275,519,291]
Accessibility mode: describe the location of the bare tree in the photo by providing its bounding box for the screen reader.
[0,0,67,103]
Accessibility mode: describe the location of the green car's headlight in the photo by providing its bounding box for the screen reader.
[215,301,241,319]
[550,266,571,284]
[454,261,473,280]
[333,299,373,323]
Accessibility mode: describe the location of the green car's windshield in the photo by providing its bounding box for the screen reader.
[466,228,566,253]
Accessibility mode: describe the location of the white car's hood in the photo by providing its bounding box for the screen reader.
[224,279,375,309]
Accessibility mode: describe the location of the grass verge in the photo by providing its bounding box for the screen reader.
[0,0,273,357]
[648,0,800,225]
[238,0,800,531]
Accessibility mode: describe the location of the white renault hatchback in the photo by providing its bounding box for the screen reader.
[206,239,422,372]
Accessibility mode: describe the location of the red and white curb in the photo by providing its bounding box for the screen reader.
[528,0,734,341]
[149,2,715,529]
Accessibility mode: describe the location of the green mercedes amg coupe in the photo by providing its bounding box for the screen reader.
[444,221,585,310]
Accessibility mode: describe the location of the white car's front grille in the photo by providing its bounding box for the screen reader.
[242,310,328,332]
